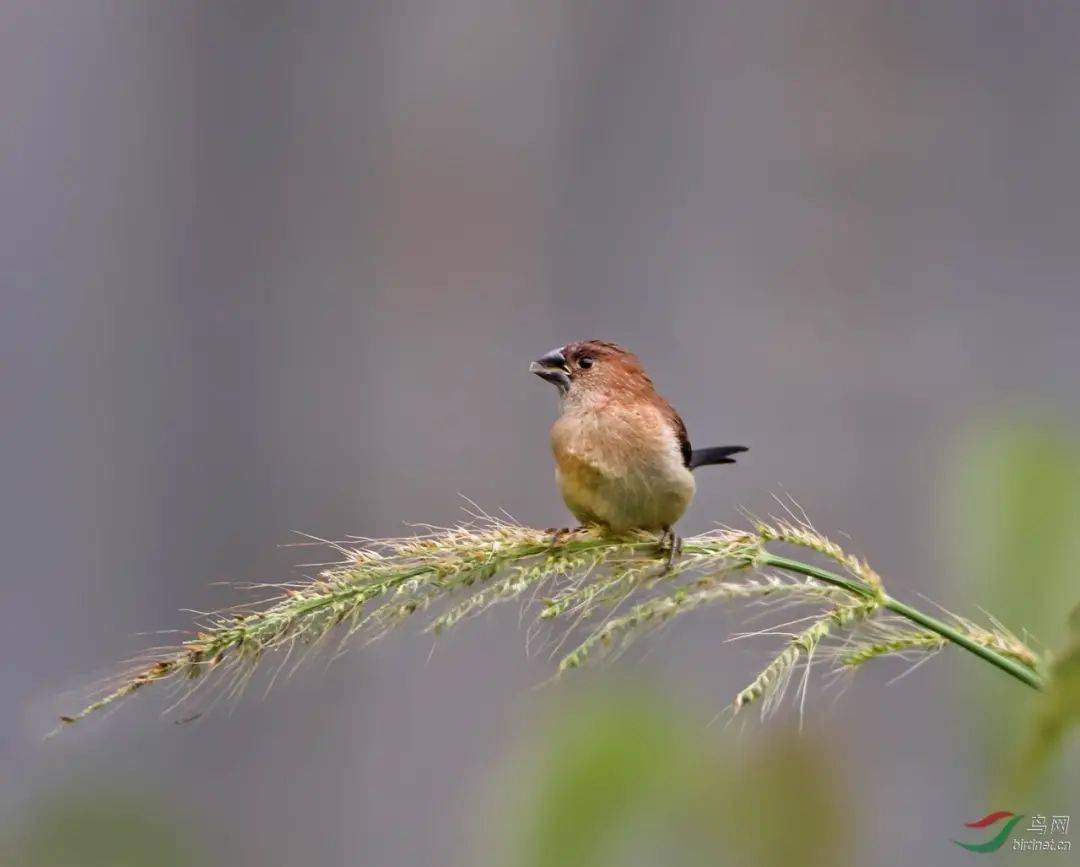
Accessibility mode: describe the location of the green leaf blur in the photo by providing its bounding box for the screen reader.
[494,688,852,867]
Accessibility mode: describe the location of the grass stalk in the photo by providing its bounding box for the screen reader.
[57,514,1048,731]
[757,552,1045,691]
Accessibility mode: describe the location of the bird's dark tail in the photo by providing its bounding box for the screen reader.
[689,445,748,470]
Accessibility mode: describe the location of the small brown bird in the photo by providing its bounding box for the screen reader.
[530,340,746,554]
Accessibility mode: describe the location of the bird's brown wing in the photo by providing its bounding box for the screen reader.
[657,398,693,469]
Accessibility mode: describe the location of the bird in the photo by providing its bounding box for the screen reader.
[529,340,746,559]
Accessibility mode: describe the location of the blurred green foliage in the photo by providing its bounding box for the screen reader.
[0,789,197,867]
[948,416,1080,796]
[1012,602,1080,795]
[493,688,852,867]
[952,419,1080,652]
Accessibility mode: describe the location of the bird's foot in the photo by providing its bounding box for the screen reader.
[544,526,587,550]
[658,527,683,571]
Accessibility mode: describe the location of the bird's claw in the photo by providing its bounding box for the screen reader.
[658,528,683,571]
[545,526,586,550]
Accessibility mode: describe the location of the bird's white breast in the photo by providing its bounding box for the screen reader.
[551,401,695,532]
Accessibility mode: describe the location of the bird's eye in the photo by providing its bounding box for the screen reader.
[578,356,594,369]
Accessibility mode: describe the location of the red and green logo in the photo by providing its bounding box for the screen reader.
[954,811,1024,853]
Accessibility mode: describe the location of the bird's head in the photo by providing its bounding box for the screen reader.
[529,340,654,404]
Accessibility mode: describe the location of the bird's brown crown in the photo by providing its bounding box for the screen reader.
[561,339,656,400]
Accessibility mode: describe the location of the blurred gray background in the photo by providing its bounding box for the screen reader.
[3,2,1079,866]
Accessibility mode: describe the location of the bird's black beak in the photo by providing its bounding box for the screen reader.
[530,347,571,392]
